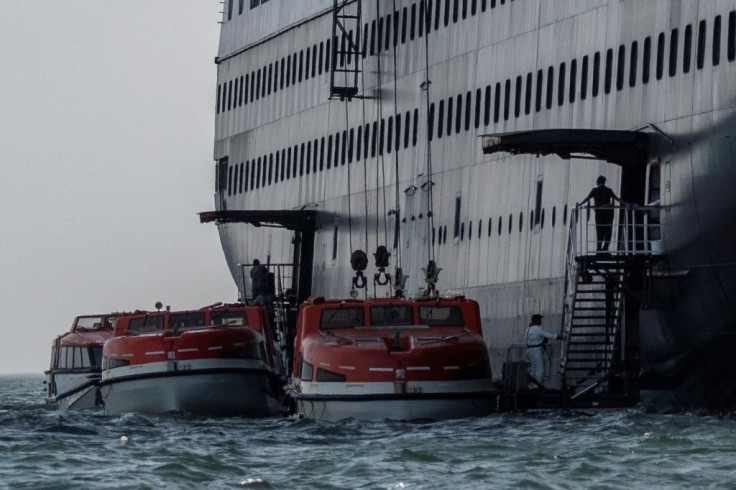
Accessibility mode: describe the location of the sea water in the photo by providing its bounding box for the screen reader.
[2,374,736,489]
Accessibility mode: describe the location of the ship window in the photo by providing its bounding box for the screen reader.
[356,127,362,161]
[494,82,501,122]
[546,67,554,109]
[320,307,364,328]
[233,79,239,108]
[128,315,164,334]
[629,42,639,86]
[435,0,441,30]
[76,316,105,331]
[372,306,413,326]
[461,222,465,241]
[564,204,569,226]
[268,154,274,185]
[211,311,246,327]
[285,58,291,88]
[228,0,233,20]
[524,73,532,114]
[364,123,371,159]
[89,347,102,368]
[238,0,244,14]
[402,111,409,149]
[240,75,245,105]
[255,70,261,101]
[478,219,482,238]
[298,50,304,83]
[267,64,273,94]
[378,120,384,156]
[341,131,348,166]
[428,103,435,142]
[332,225,338,261]
[312,45,318,78]
[669,28,679,77]
[275,153,281,183]
[592,52,600,96]
[558,62,565,106]
[508,213,512,234]
[348,129,354,164]
[249,160,255,189]
[616,45,625,91]
[519,212,523,232]
[697,21,706,70]
[535,69,543,111]
[534,179,543,227]
[514,76,522,117]
[285,149,291,180]
[337,130,344,164]
[432,226,436,245]
[419,306,464,326]
[377,18,384,54]
[683,24,692,73]
[299,144,305,177]
[656,32,665,79]
[386,117,393,154]
[438,100,445,138]
[581,55,588,99]
[484,85,492,125]
[481,0,487,12]
[465,90,472,130]
[453,195,461,241]
[370,20,376,56]
[327,135,333,169]
[419,1,426,37]
[447,96,454,136]
[604,48,613,94]
[227,80,233,111]
[569,60,576,103]
[326,38,332,71]
[216,84,221,114]
[236,162,242,193]
[540,208,545,229]
[227,165,233,196]
[498,216,502,236]
[552,206,556,227]
[409,108,416,147]
[643,37,651,83]
[320,137,325,170]
[455,94,462,132]
[444,0,451,26]
[488,218,492,237]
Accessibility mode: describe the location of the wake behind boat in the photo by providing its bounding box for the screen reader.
[46,314,121,410]
[99,303,286,417]
[289,295,496,421]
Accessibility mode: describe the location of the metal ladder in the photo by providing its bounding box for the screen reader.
[330,0,363,100]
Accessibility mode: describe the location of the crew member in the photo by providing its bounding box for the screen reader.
[250,259,268,301]
[580,176,625,252]
[525,314,563,388]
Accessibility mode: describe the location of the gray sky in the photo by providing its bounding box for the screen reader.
[0,1,235,374]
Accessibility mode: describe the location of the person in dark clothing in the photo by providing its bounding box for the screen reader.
[580,176,625,251]
[249,259,268,300]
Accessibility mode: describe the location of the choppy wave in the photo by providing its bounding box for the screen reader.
[2,374,736,489]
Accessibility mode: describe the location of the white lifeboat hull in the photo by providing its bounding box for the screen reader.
[100,359,283,417]
[46,371,101,410]
[292,379,496,421]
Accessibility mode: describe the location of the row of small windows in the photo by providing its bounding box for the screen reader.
[226,0,269,20]
[226,110,421,195]
[432,204,569,246]
[217,0,516,114]
[220,10,736,197]
[53,346,102,370]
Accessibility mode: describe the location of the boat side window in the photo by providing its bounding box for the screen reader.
[171,312,206,332]
[669,28,679,77]
[642,37,651,84]
[714,15,722,66]
[683,24,692,73]
[320,307,364,329]
[371,306,413,326]
[729,12,735,62]
[419,306,464,326]
[211,311,247,327]
[128,315,164,335]
[75,316,105,331]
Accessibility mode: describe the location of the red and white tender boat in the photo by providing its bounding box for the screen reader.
[99,304,286,416]
[289,296,496,421]
[46,314,120,410]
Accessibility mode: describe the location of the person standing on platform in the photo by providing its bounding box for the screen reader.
[525,314,563,388]
[580,175,625,252]
[249,259,268,301]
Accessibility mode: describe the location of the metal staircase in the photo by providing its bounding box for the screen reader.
[559,204,664,407]
[330,0,363,100]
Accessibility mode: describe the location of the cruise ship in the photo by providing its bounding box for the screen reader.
[202,0,736,409]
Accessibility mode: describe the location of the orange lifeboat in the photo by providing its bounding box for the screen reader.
[288,296,496,420]
[46,314,121,410]
[99,304,286,416]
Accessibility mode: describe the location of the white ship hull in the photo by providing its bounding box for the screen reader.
[46,371,101,411]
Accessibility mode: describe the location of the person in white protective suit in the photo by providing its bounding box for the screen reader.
[525,314,563,389]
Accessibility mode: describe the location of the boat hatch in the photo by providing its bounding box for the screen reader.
[481,129,653,167]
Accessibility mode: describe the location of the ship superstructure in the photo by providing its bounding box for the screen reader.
[205,0,736,408]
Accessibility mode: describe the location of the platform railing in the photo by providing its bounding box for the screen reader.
[573,204,664,258]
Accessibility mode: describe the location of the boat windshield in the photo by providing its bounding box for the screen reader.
[320,307,364,329]
[371,306,413,326]
[128,315,164,334]
[171,312,206,332]
[418,306,464,326]
[211,310,247,326]
[75,316,105,331]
